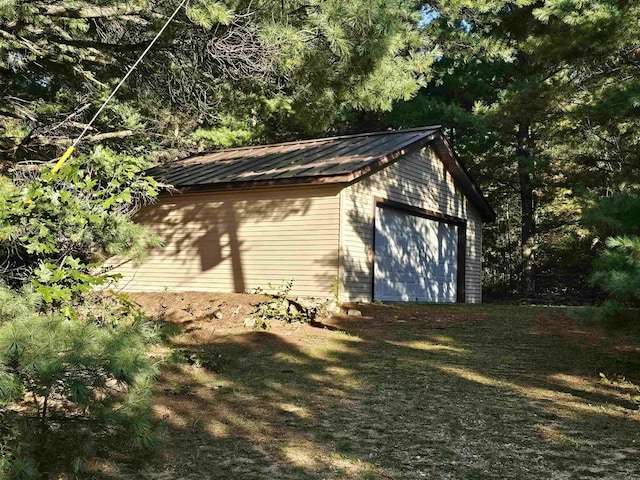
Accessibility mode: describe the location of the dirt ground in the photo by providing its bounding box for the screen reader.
[98,293,640,479]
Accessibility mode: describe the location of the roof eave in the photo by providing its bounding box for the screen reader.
[161,174,353,194]
[429,133,497,222]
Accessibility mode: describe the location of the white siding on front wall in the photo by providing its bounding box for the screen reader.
[339,145,483,303]
[109,186,340,297]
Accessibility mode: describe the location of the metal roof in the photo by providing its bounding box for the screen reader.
[148,126,496,221]
[149,127,439,187]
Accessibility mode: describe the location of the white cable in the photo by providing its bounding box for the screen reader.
[71,0,188,149]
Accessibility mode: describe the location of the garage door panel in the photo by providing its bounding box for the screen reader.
[374,206,458,302]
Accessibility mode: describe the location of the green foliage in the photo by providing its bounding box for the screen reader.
[0,148,161,476]
[1,0,430,162]
[0,285,159,476]
[0,288,154,416]
[331,277,340,304]
[6,456,37,480]
[192,116,262,150]
[254,280,308,328]
[583,194,640,238]
[377,0,640,300]
[591,236,640,304]
[0,148,160,304]
[187,0,234,28]
[169,346,227,373]
[586,194,640,321]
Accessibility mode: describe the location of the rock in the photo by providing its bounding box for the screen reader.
[296,296,316,310]
[326,299,337,312]
[243,317,256,328]
[347,309,362,316]
[288,303,299,316]
[213,309,224,319]
[325,299,342,315]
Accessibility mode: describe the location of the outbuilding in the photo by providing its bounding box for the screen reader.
[112,127,495,302]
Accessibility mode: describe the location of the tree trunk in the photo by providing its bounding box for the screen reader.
[517,123,535,296]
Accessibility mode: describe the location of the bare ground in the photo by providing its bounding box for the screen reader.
[95,293,640,479]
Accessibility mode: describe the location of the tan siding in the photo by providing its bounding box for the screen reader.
[339,146,483,303]
[110,186,340,297]
[465,202,483,303]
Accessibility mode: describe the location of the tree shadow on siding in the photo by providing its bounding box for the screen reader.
[339,162,464,303]
[128,192,316,292]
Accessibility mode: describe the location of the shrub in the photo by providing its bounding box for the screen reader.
[254,280,308,328]
[0,291,158,478]
[0,149,161,477]
[585,194,640,323]
[589,236,640,322]
[0,147,160,298]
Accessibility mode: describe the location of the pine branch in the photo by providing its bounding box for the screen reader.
[39,3,147,19]
[31,130,135,147]
[51,37,151,53]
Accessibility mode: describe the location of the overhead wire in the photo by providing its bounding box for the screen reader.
[52,0,189,174]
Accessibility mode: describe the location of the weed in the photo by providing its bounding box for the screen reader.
[361,470,379,480]
[337,440,354,458]
[599,372,640,394]
[156,320,183,341]
[183,301,196,316]
[169,381,191,395]
[215,386,235,395]
[254,280,308,327]
[254,316,271,330]
[334,329,360,339]
[168,347,228,373]
[331,276,341,303]
[440,448,455,459]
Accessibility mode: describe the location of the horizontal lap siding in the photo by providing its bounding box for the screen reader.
[110,187,340,297]
[339,146,482,303]
[465,203,483,303]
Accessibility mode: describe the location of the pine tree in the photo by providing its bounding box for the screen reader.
[0,150,161,477]
[381,0,640,298]
[1,0,434,163]
[585,194,640,321]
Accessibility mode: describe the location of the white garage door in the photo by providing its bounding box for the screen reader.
[374,205,458,302]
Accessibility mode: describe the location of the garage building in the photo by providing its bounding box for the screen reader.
[111,126,495,302]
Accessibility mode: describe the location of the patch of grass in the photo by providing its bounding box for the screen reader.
[360,470,379,480]
[169,380,191,395]
[129,303,640,480]
[167,346,228,372]
[440,448,455,459]
[337,440,354,457]
[334,329,361,339]
[155,319,184,341]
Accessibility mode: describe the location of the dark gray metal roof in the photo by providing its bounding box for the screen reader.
[149,126,496,221]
